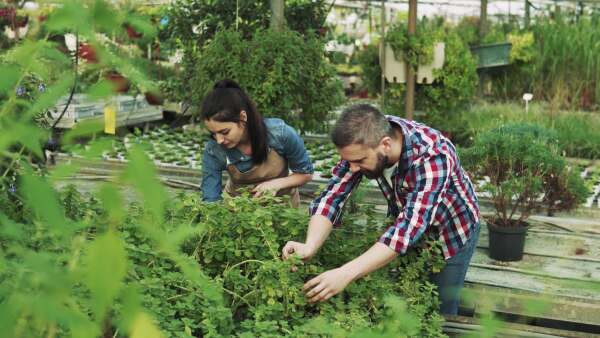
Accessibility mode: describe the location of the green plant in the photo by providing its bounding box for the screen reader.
[167,0,328,48]
[489,12,600,110]
[177,191,446,336]
[451,102,600,159]
[386,20,442,70]
[384,27,477,121]
[189,28,344,133]
[461,123,587,226]
[0,2,228,337]
[355,44,381,96]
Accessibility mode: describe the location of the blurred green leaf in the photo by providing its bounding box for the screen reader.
[62,119,104,145]
[48,163,81,183]
[129,312,164,338]
[123,145,166,222]
[165,224,205,249]
[83,230,127,323]
[92,0,122,33]
[21,171,65,228]
[0,65,21,96]
[85,80,115,100]
[5,40,39,69]
[0,214,26,242]
[1,122,46,158]
[127,15,157,39]
[117,285,142,333]
[81,137,113,159]
[24,74,75,120]
[523,296,551,317]
[39,43,72,68]
[97,183,125,226]
[463,312,503,338]
[45,1,91,35]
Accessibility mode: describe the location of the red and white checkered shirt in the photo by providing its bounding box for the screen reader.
[309,116,480,259]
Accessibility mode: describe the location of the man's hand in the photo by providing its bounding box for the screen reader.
[303,267,354,303]
[281,241,316,261]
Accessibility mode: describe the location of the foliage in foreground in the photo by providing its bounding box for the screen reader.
[0,177,446,337]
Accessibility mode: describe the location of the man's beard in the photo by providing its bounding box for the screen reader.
[362,152,388,179]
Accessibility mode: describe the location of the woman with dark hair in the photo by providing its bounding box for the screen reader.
[200,79,314,206]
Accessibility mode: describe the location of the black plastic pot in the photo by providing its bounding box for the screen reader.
[487,221,528,261]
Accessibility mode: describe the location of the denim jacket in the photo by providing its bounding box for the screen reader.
[201,118,314,201]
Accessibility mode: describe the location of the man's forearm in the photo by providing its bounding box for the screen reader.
[341,242,398,282]
[305,214,334,253]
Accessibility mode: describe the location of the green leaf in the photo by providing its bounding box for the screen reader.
[39,43,72,68]
[127,15,157,39]
[45,1,91,35]
[48,163,81,183]
[81,137,113,159]
[97,184,125,226]
[5,40,39,69]
[122,146,166,222]
[21,170,66,228]
[166,224,205,249]
[0,121,46,158]
[0,64,21,96]
[0,214,26,242]
[24,74,75,120]
[117,285,142,333]
[62,119,104,145]
[85,80,115,100]
[129,312,165,338]
[91,0,122,32]
[83,231,127,322]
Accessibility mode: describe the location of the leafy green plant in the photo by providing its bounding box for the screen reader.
[166,0,328,49]
[386,20,442,70]
[189,28,344,133]
[461,123,588,225]
[384,27,478,122]
[488,12,600,110]
[355,44,381,96]
[449,102,600,159]
[168,190,445,337]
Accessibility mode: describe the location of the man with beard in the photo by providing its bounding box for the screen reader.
[282,104,480,315]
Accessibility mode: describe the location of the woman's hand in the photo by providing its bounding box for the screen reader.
[252,179,283,197]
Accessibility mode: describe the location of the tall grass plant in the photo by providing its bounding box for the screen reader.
[455,102,600,159]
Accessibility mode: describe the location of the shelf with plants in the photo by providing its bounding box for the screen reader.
[62,124,210,170]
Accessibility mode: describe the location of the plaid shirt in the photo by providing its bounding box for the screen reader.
[309,116,480,259]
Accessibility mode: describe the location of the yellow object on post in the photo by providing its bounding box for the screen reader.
[104,104,116,135]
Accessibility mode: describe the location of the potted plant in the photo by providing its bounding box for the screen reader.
[462,124,587,261]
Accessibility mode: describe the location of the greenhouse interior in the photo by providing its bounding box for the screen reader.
[1,0,599,337]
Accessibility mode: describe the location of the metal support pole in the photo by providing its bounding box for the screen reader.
[270,0,285,31]
[380,0,386,111]
[525,0,530,28]
[479,0,488,42]
[404,0,417,120]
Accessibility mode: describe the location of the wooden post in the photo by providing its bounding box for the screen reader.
[405,0,417,120]
[524,0,530,28]
[577,1,584,21]
[368,3,373,34]
[479,0,488,41]
[380,0,386,111]
[270,0,285,31]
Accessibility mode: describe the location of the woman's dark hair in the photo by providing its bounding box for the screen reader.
[201,79,268,164]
